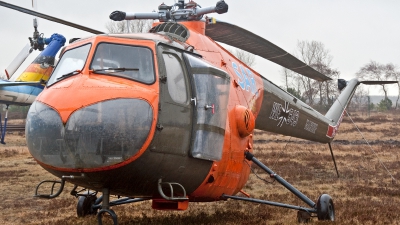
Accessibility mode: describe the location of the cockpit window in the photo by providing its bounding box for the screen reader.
[90,43,155,84]
[47,44,91,86]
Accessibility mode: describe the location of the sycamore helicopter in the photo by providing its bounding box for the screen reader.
[1,0,397,224]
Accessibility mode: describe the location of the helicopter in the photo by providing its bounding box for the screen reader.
[0,0,65,144]
[0,0,397,224]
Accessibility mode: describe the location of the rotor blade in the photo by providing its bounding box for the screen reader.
[0,1,104,34]
[5,43,32,79]
[359,81,398,85]
[328,143,339,178]
[205,19,331,82]
[32,0,38,27]
[32,0,38,19]
[0,81,41,86]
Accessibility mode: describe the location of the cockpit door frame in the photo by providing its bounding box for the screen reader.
[149,44,193,156]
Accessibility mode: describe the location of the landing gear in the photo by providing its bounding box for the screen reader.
[223,151,335,223]
[34,177,149,224]
[97,188,118,225]
[75,188,149,224]
[77,192,97,217]
[317,194,335,221]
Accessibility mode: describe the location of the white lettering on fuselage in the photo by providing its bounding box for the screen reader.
[232,62,257,95]
[304,119,318,134]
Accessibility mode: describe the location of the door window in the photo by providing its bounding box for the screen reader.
[162,53,187,104]
[185,54,230,161]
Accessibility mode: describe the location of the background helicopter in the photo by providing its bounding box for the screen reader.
[0,0,397,224]
[0,0,65,143]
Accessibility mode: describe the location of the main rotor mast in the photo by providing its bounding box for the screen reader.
[109,0,228,22]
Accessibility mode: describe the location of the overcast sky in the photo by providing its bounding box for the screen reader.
[0,0,399,95]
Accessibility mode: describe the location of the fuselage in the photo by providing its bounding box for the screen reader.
[26,22,260,201]
[26,21,337,203]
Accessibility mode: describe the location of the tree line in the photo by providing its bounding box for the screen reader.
[281,40,399,112]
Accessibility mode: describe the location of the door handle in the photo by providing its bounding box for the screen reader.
[204,104,215,114]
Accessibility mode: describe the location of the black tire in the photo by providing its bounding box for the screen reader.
[77,194,97,217]
[317,194,335,221]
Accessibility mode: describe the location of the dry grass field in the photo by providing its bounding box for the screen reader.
[0,111,399,224]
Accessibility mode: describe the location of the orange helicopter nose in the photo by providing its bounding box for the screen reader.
[26,75,157,171]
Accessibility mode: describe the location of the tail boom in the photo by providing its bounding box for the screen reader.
[254,78,363,143]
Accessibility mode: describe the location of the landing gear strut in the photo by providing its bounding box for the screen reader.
[97,188,118,225]
[222,151,335,222]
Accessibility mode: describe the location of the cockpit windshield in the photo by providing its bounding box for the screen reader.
[90,43,155,84]
[47,44,91,86]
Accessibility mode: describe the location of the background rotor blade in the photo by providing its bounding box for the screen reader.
[5,43,32,79]
[31,0,37,11]
[32,0,38,27]
[359,81,398,85]
[0,81,41,86]
[0,1,104,34]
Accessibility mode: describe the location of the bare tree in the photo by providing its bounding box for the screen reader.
[105,20,154,33]
[227,48,256,68]
[386,64,400,109]
[233,49,256,67]
[299,41,336,106]
[351,85,369,111]
[356,61,392,100]
[283,40,337,107]
[282,68,294,90]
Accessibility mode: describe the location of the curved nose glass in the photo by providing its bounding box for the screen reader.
[26,99,153,169]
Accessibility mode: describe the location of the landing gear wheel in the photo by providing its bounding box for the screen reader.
[77,194,97,217]
[317,194,335,221]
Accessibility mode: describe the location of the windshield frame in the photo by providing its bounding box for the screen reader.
[89,42,156,85]
[46,43,92,87]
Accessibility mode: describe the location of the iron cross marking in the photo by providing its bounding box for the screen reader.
[269,101,299,127]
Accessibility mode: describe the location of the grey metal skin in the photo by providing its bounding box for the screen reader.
[255,78,359,143]
[45,149,212,198]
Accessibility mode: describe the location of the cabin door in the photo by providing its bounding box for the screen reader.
[184,53,230,161]
[149,46,192,156]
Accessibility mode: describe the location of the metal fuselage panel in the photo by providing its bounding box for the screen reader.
[0,84,43,106]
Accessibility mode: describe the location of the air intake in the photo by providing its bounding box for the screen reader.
[150,22,189,42]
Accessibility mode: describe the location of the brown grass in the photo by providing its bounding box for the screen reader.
[0,112,399,224]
